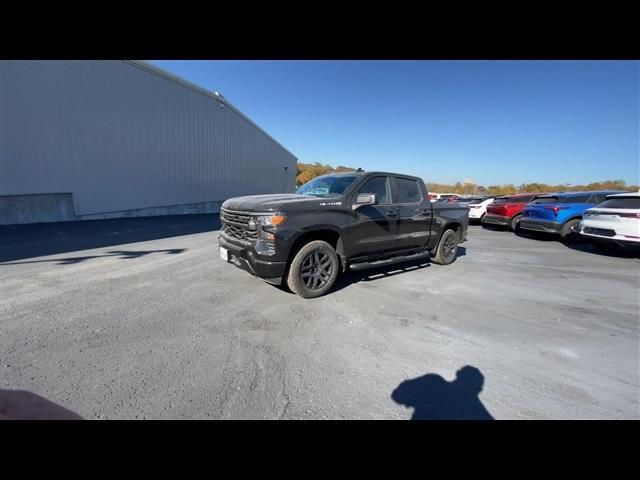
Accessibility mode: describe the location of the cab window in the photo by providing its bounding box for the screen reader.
[392,177,423,203]
[357,176,391,205]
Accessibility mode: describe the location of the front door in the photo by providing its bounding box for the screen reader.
[349,175,398,258]
[391,176,431,251]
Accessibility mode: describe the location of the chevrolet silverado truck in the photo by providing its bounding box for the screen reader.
[218,171,469,298]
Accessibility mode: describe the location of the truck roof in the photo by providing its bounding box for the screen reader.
[315,171,423,181]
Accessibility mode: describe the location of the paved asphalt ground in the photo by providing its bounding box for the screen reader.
[1,215,638,419]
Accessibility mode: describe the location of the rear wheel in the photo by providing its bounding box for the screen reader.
[560,219,582,243]
[431,229,459,265]
[286,240,339,298]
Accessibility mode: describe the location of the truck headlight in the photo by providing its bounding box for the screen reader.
[254,214,286,227]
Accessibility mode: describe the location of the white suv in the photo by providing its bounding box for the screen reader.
[579,191,640,249]
[467,197,496,223]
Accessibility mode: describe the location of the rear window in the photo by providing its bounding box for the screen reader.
[458,197,485,204]
[497,195,535,204]
[532,194,598,204]
[597,197,640,209]
[531,196,559,204]
[561,194,592,203]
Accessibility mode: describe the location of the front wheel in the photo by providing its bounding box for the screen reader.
[431,229,459,265]
[286,240,339,298]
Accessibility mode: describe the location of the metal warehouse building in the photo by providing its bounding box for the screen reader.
[0,60,297,225]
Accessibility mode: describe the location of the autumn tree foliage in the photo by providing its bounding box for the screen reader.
[426,179,638,196]
[296,162,355,186]
[296,163,638,195]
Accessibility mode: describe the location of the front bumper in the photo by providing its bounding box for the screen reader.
[218,234,287,282]
[519,218,562,234]
[482,214,511,226]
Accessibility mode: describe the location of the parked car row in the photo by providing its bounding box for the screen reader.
[462,190,640,250]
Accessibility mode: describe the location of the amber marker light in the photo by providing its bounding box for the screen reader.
[270,215,287,226]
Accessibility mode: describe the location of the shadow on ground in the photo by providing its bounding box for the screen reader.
[516,230,640,258]
[565,241,640,258]
[0,214,220,263]
[328,246,465,294]
[0,389,83,420]
[392,365,494,420]
[1,249,187,266]
[329,258,431,293]
[273,245,467,295]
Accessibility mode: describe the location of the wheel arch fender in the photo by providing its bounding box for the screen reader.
[440,220,464,242]
[287,225,345,270]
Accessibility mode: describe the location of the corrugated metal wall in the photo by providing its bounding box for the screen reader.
[0,60,297,216]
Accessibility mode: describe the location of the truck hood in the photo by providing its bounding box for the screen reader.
[221,194,328,212]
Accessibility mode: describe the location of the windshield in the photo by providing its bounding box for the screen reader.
[295,175,358,198]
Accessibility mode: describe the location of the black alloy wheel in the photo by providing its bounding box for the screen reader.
[300,251,333,290]
[442,232,458,263]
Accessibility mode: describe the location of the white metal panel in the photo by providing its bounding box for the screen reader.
[0,60,297,216]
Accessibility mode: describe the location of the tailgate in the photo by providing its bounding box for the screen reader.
[523,204,556,221]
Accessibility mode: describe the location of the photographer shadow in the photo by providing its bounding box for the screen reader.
[392,366,494,420]
[0,389,83,420]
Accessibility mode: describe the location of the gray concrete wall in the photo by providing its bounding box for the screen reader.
[0,193,223,225]
[0,194,77,225]
[0,60,297,224]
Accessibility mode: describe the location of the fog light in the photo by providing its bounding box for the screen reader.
[254,239,275,256]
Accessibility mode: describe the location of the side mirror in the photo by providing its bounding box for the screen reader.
[353,193,377,210]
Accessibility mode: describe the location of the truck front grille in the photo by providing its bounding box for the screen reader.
[220,208,257,243]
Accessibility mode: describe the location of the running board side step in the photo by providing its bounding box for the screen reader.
[349,251,430,271]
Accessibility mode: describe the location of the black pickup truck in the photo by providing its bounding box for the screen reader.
[218,171,469,298]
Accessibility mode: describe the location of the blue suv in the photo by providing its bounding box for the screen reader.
[520,190,626,243]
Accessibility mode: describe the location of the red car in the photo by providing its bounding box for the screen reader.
[482,193,542,231]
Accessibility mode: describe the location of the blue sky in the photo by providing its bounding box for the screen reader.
[149,60,639,186]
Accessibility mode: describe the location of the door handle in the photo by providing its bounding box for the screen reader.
[386,209,398,218]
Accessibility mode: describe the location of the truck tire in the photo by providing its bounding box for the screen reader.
[560,219,581,243]
[286,240,339,298]
[510,214,522,232]
[431,229,459,265]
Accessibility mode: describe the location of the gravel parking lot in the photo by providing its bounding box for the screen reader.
[1,215,638,419]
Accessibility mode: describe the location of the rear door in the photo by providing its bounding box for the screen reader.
[391,176,431,251]
[349,175,399,258]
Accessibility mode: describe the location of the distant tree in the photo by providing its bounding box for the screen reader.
[295,162,355,186]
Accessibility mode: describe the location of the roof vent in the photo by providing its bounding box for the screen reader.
[214,91,225,108]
